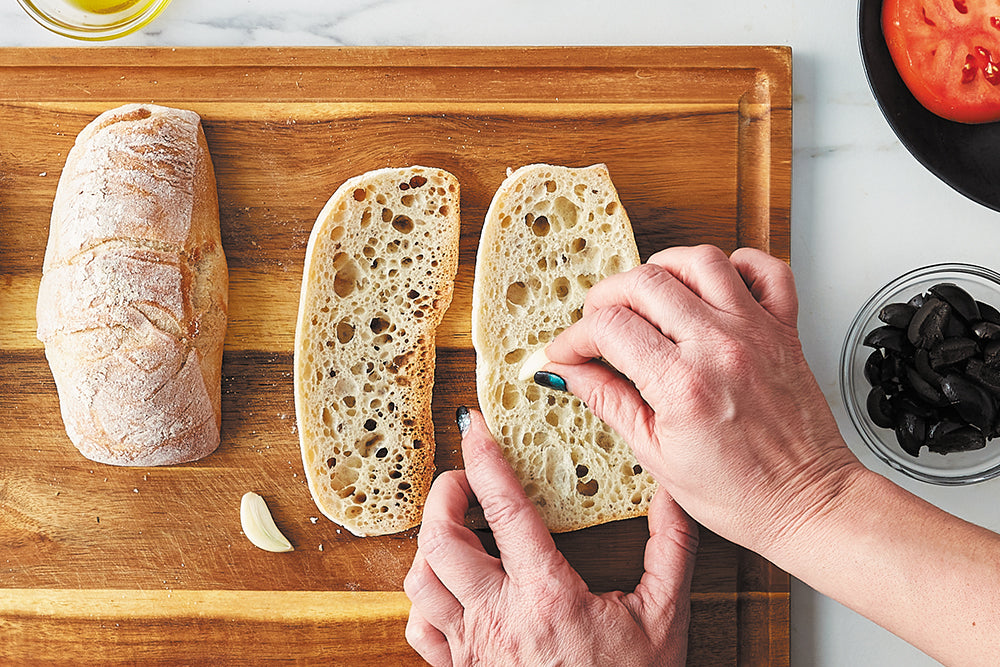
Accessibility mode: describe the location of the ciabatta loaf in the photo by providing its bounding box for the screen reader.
[472,164,656,532]
[36,103,228,466]
[295,167,460,537]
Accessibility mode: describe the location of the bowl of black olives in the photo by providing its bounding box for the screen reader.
[841,263,1000,484]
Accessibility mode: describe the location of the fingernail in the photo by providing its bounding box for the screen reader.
[456,406,471,435]
[518,346,551,382]
[534,370,568,393]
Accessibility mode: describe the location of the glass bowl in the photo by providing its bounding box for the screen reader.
[17,0,171,41]
[841,263,1000,485]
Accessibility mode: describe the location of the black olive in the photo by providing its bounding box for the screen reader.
[965,359,1000,395]
[913,349,943,385]
[907,297,951,349]
[864,326,907,354]
[893,395,937,420]
[972,321,1000,342]
[978,301,1000,325]
[940,373,997,434]
[894,411,926,457]
[866,387,895,429]
[929,283,981,322]
[864,349,884,386]
[878,302,917,329]
[907,293,928,309]
[985,341,1000,368]
[926,422,986,454]
[905,365,948,407]
[884,351,906,383]
[945,316,968,338]
[929,337,979,370]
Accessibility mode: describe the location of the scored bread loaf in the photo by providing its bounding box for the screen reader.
[472,164,657,533]
[36,103,228,467]
[295,166,460,537]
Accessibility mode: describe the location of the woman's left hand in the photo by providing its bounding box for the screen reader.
[403,408,699,667]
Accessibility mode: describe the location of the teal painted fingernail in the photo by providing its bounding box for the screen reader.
[456,406,471,435]
[534,371,568,392]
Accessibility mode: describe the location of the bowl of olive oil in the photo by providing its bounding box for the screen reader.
[18,0,171,40]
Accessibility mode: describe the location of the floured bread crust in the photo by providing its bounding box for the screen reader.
[295,167,460,537]
[472,164,657,533]
[36,103,228,466]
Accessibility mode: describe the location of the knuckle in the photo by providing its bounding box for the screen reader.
[630,263,673,295]
[403,562,429,600]
[592,304,638,339]
[480,491,526,533]
[579,382,621,424]
[417,519,459,561]
[692,243,728,263]
[663,520,701,558]
[658,362,712,413]
[715,337,754,376]
[660,338,753,416]
[404,616,428,646]
[435,469,467,487]
[730,245,760,262]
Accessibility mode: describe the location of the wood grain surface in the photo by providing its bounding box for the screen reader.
[0,46,791,665]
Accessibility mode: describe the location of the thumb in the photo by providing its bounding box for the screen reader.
[459,408,582,590]
[628,487,699,626]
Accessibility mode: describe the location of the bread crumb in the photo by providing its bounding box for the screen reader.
[318,544,324,551]
[310,517,318,524]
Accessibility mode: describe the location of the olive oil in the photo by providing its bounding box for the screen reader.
[63,0,145,15]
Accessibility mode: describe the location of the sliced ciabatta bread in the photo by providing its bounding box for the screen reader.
[295,166,460,537]
[472,164,656,533]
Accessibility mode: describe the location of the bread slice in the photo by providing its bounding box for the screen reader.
[294,166,460,537]
[472,164,657,533]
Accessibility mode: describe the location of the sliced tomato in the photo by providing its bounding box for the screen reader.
[883,0,1000,123]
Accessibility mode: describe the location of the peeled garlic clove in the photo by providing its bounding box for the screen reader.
[240,491,294,553]
[518,346,551,382]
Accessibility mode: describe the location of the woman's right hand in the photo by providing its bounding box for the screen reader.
[534,245,866,554]
[533,244,1000,666]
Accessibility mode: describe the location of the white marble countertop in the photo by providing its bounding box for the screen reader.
[5,1,998,665]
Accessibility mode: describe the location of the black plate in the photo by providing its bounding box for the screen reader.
[859,0,1000,212]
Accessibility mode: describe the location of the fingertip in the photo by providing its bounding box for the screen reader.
[729,248,798,326]
[457,408,504,466]
[405,608,453,667]
[729,246,771,264]
[402,549,430,599]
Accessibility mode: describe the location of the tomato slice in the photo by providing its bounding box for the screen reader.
[883,0,1000,123]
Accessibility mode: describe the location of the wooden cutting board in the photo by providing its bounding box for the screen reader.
[0,47,791,665]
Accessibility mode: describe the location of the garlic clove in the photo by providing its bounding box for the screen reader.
[518,346,552,382]
[240,491,294,553]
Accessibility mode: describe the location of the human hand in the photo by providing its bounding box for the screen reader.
[404,408,698,667]
[532,245,865,556]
